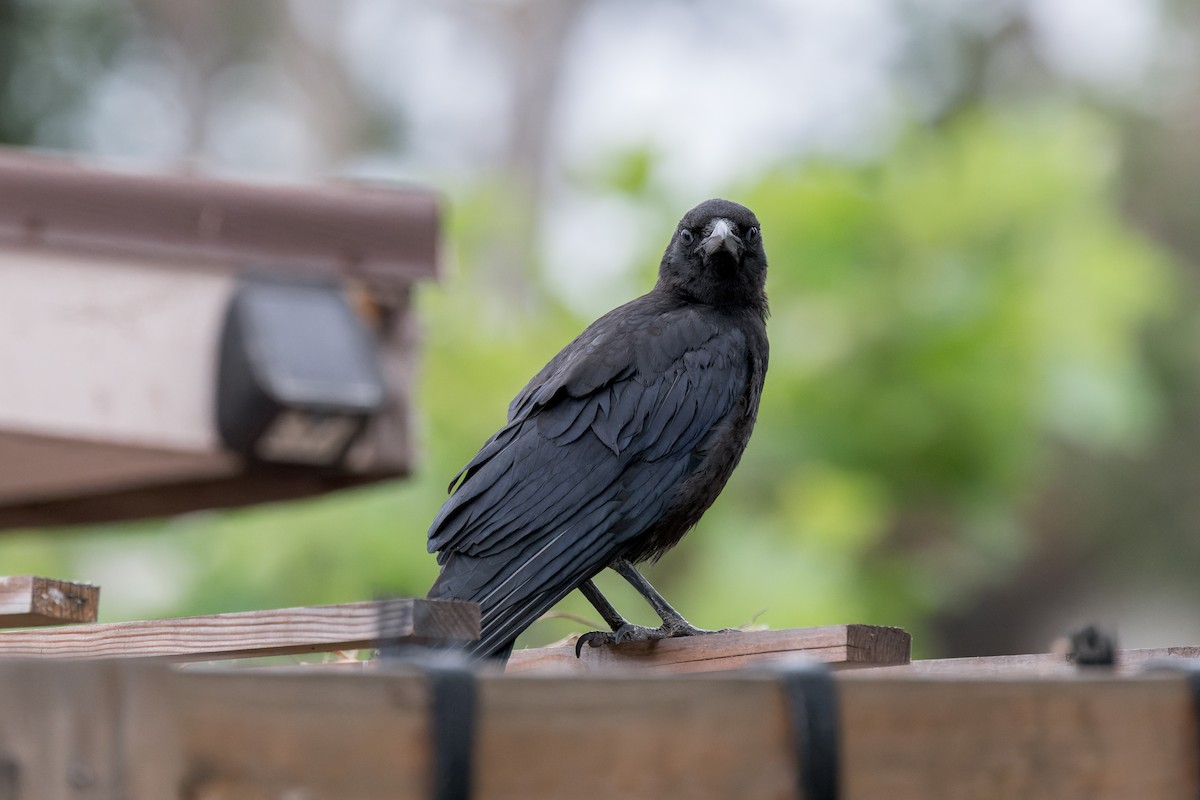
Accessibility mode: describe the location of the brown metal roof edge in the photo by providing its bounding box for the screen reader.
[0,147,442,287]
[0,467,404,531]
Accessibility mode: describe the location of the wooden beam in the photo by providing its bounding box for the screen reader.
[504,624,911,674]
[0,660,1196,799]
[0,148,441,287]
[0,598,478,661]
[858,645,1200,676]
[0,575,99,628]
[0,447,396,529]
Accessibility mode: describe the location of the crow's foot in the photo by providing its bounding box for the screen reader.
[574,622,733,657]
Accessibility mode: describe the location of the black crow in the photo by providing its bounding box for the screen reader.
[427,198,769,660]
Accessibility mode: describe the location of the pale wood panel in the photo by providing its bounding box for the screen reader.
[0,250,233,452]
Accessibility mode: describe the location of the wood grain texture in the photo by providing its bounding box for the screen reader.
[0,660,126,800]
[505,625,911,674]
[856,646,1200,676]
[1,660,1197,799]
[0,575,99,627]
[0,598,478,661]
[841,675,1198,800]
[123,664,433,800]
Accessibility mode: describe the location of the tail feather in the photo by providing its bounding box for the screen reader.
[428,543,606,662]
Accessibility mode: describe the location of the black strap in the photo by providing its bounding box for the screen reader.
[425,663,477,800]
[778,661,840,800]
[375,602,477,800]
[1067,624,1117,668]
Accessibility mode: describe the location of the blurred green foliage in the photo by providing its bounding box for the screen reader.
[0,105,1176,656]
[669,107,1173,650]
[0,0,132,146]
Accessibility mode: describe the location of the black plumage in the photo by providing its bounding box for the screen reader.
[427,198,769,660]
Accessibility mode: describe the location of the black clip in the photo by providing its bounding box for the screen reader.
[778,660,840,800]
[424,661,477,800]
[1066,624,1118,669]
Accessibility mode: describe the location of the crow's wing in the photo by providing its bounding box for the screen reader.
[427,304,751,656]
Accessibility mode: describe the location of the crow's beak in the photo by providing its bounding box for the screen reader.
[699,218,742,260]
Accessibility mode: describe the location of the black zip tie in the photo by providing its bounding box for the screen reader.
[1143,657,1200,798]
[778,660,840,800]
[1066,624,1117,669]
[425,662,477,800]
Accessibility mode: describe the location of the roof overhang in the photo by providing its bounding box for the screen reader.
[0,149,442,530]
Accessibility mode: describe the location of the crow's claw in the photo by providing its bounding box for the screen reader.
[574,630,615,657]
[574,623,734,657]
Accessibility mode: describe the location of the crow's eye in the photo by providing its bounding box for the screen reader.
[745,226,759,243]
[679,228,694,245]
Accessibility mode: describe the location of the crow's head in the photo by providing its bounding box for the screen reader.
[656,198,768,315]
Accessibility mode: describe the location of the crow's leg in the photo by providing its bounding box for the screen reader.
[574,579,635,656]
[611,558,727,637]
[575,558,732,655]
[578,579,629,630]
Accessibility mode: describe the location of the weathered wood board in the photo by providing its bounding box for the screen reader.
[0,598,478,661]
[0,575,99,628]
[0,659,1195,799]
[857,646,1200,676]
[506,624,911,674]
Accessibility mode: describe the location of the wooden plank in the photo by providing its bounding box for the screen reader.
[116,667,797,800]
[504,624,911,674]
[151,671,1200,800]
[840,674,1198,799]
[858,646,1200,676]
[0,660,125,800]
[0,660,1198,798]
[0,598,478,661]
[122,664,434,800]
[0,575,99,628]
[474,672,796,799]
